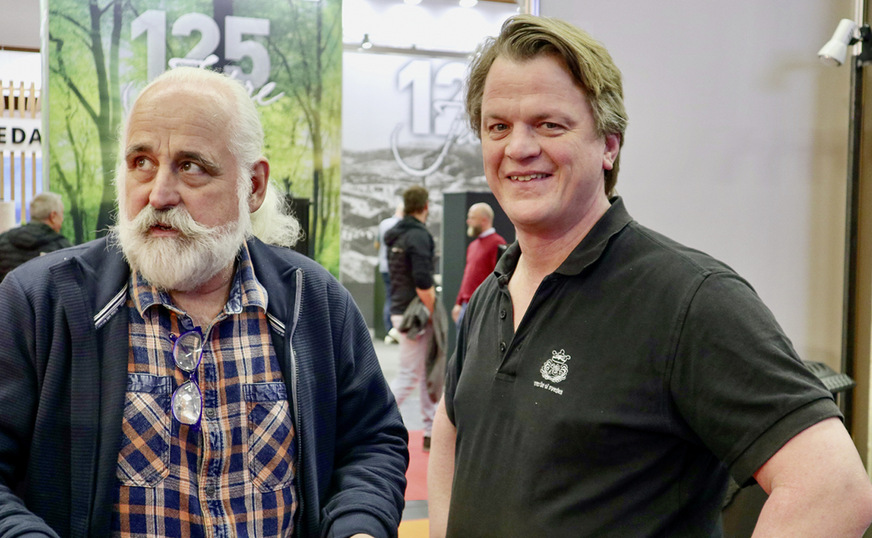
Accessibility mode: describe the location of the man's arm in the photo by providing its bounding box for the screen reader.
[0,275,60,536]
[319,289,409,538]
[752,417,872,536]
[428,398,456,538]
[416,286,436,314]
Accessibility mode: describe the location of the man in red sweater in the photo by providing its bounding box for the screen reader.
[452,202,507,327]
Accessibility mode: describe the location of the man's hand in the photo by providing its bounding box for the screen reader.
[451,304,462,323]
[417,286,436,314]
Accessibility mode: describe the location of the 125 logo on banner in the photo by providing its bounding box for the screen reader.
[391,59,477,177]
[132,9,275,96]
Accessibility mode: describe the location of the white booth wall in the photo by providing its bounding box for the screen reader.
[541,0,854,371]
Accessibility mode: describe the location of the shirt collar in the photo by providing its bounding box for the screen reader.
[129,240,268,319]
[477,227,497,239]
[495,197,633,282]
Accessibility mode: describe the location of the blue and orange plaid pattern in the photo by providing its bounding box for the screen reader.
[113,244,297,537]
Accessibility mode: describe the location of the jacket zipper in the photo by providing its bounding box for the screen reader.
[289,269,304,534]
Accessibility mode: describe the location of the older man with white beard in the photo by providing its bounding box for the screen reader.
[0,67,408,538]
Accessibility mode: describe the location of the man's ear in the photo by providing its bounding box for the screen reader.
[248,159,269,213]
[603,133,621,170]
[47,211,59,231]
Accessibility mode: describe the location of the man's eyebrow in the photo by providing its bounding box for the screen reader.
[176,151,222,174]
[125,144,151,159]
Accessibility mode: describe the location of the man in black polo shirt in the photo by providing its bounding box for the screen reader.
[427,14,872,537]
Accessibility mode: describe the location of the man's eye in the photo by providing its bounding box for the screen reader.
[180,161,204,173]
[132,157,152,170]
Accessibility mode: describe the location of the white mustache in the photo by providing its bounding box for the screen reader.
[130,205,220,241]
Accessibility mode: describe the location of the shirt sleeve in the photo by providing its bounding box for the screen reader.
[669,271,841,486]
[404,230,434,290]
[444,298,468,426]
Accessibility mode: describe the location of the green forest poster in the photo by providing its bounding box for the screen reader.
[46,0,342,275]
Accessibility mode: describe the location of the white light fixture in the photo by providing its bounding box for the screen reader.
[818,18,858,67]
[361,33,373,50]
[459,0,478,6]
[404,0,422,5]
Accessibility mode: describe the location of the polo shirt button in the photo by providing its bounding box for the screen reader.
[499,309,507,319]
[499,341,507,352]
[205,408,217,419]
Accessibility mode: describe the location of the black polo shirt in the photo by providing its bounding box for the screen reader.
[444,197,839,537]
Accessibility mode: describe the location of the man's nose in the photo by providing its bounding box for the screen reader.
[504,127,540,161]
[148,167,181,209]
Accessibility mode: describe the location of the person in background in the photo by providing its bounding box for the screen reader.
[428,14,872,537]
[451,202,506,328]
[385,185,437,451]
[376,204,403,344]
[0,66,408,538]
[0,191,71,282]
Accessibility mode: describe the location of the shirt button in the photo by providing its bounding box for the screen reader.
[205,484,216,498]
[499,309,507,319]
[205,408,217,419]
[499,341,507,352]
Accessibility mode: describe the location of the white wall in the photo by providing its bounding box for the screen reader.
[343,0,515,53]
[540,0,854,368]
[0,0,40,50]
[0,51,41,87]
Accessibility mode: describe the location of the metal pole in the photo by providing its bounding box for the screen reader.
[842,0,869,432]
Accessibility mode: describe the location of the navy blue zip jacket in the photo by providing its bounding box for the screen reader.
[0,236,408,537]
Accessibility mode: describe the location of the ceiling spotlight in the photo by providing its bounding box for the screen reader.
[459,0,478,6]
[361,33,373,50]
[818,19,858,66]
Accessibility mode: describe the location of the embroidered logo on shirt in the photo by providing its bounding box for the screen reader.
[540,349,571,383]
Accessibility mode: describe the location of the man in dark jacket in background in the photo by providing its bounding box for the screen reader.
[0,191,71,281]
[385,185,437,450]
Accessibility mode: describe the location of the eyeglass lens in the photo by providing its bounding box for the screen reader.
[171,330,204,426]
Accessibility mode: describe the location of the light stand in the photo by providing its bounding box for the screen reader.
[826,15,872,432]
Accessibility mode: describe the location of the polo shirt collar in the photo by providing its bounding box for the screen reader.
[495,197,633,281]
[129,240,268,318]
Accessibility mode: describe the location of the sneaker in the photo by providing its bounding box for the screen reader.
[387,328,402,343]
[383,334,397,345]
[423,435,431,452]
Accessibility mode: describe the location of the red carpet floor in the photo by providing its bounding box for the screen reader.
[405,429,429,501]
[401,430,430,537]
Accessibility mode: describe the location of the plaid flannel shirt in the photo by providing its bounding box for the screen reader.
[113,244,297,537]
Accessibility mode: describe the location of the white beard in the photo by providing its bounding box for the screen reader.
[114,203,250,292]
